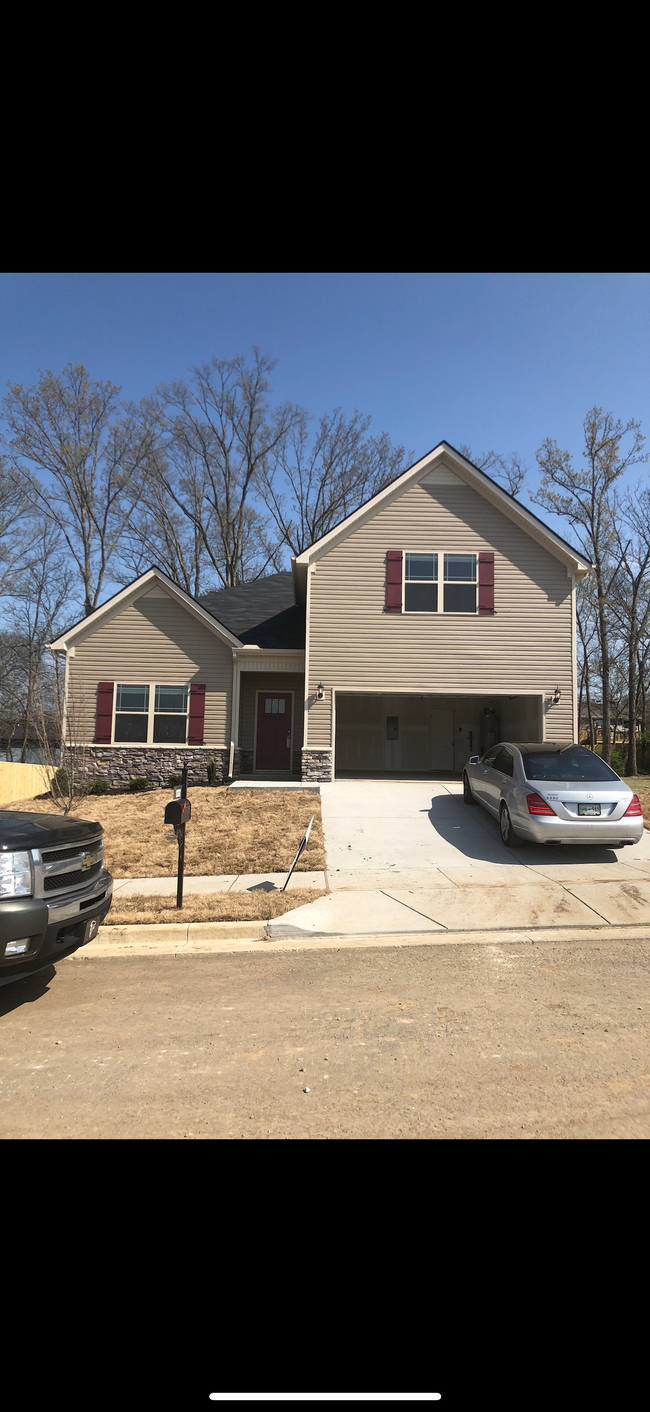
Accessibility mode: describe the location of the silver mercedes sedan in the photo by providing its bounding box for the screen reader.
[463,742,645,848]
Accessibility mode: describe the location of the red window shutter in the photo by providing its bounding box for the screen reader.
[386,551,403,613]
[95,682,114,743]
[478,552,495,615]
[188,684,206,744]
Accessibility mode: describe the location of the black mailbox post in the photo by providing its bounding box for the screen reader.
[164,763,191,908]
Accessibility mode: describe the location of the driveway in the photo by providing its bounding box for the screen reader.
[320,779,650,880]
[266,780,650,937]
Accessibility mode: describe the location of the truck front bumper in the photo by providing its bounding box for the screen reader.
[0,871,113,986]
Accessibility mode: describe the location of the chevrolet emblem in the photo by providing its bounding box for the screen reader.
[82,854,95,869]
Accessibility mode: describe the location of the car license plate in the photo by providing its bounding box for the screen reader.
[578,803,601,816]
[84,918,99,942]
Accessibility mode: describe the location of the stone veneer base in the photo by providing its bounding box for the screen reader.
[84,747,231,790]
[301,748,333,783]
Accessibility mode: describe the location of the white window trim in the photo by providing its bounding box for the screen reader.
[112,682,191,747]
[403,551,480,615]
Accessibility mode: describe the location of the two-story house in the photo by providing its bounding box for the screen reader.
[49,442,591,787]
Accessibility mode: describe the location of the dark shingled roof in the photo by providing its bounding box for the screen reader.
[199,572,305,650]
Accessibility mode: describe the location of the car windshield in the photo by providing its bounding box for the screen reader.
[523,748,620,783]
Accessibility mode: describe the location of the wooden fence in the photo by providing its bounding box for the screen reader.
[0,761,55,806]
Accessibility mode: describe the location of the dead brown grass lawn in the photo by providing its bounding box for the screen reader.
[4,788,326,877]
[104,889,325,925]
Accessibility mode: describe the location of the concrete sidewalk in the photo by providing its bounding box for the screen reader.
[112,870,326,896]
[266,875,650,937]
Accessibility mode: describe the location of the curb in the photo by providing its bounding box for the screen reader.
[63,919,650,960]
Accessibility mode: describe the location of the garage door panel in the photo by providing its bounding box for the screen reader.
[430,708,454,770]
[337,724,384,771]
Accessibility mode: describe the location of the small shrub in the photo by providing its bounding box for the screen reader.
[168,773,182,788]
[128,776,149,793]
[206,758,218,787]
[88,778,109,795]
[52,767,69,797]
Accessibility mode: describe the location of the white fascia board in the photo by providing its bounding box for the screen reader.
[236,646,305,655]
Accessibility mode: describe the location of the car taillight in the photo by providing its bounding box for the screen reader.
[623,794,643,817]
[526,792,556,816]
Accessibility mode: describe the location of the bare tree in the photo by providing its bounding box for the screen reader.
[576,576,600,750]
[0,631,24,758]
[458,446,528,498]
[0,456,32,598]
[532,408,648,764]
[118,466,211,598]
[260,409,409,556]
[134,350,301,589]
[609,486,650,773]
[2,364,155,615]
[5,525,73,760]
[32,671,93,814]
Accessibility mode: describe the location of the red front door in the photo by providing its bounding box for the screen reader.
[256,692,293,770]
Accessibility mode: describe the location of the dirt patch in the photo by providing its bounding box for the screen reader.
[4,788,325,877]
[104,889,326,925]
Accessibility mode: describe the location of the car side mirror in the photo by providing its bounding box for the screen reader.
[468,755,480,765]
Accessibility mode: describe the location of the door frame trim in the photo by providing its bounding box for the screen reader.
[253,689,295,772]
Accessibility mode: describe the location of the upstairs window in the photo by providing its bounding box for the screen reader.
[403,552,478,613]
[443,554,477,613]
[405,553,438,612]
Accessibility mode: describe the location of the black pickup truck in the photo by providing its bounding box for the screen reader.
[0,811,113,987]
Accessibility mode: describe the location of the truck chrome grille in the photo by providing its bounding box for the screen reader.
[41,838,102,863]
[43,862,103,892]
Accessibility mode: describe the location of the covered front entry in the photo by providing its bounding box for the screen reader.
[334,693,543,778]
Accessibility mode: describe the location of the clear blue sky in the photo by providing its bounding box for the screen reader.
[1,272,648,510]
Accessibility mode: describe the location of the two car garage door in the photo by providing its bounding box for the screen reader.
[334,693,543,776]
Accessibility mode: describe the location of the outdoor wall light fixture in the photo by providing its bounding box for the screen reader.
[552,686,561,704]
[317,683,325,700]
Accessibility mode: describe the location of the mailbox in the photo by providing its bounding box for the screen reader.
[164,798,192,826]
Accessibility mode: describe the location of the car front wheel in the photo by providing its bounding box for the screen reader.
[463,772,477,804]
[500,802,525,848]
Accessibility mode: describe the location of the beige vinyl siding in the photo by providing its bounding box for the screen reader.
[307,479,574,745]
[239,673,305,771]
[67,589,232,744]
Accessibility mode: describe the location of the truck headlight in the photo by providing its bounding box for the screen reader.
[0,852,33,897]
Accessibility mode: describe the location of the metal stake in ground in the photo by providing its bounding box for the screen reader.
[282,815,314,892]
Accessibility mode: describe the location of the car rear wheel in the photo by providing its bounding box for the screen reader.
[500,802,525,848]
[463,772,477,804]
